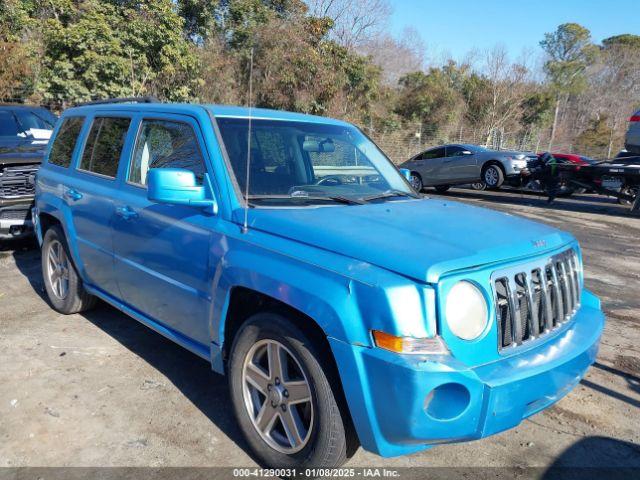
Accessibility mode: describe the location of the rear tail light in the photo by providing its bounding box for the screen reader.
[630,115,640,122]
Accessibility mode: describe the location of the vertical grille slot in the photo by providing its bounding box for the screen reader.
[494,249,581,351]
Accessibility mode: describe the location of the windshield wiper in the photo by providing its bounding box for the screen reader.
[248,194,365,205]
[361,190,420,202]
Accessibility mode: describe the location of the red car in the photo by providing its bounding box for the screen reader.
[530,152,597,195]
[548,153,596,168]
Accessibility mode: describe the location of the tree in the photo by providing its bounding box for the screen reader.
[586,34,640,155]
[574,115,613,156]
[305,0,392,50]
[540,23,597,149]
[358,28,425,86]
[2,0,202,104]
[176,0,220,41]
[478,46,531,144]
[602,34,640,50]
[395,67,464,136]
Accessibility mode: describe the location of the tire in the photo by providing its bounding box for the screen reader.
[618,185,639,206]
[409,172,423,192]
[41,225,96,314]
[470,182,486,191]
[482,164,505,188]
[228,313,356,469]
[434,185,450,193]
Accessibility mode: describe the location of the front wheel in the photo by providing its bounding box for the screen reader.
[229,313,356,469]
[482,164,505,188]
[470,182,486,191]
[434,185,450,193]
[409,172,423,192]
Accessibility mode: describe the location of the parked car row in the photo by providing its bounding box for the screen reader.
[400,141,609,198]
[400,143,537,192]
[0,104,57,239]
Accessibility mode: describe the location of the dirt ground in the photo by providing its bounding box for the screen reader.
[0,189,639,477]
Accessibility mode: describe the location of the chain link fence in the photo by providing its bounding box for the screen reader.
[1,96,617,162]
[367,122,615,165]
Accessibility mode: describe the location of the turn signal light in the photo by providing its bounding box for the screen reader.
[372,330,449,355]
[630,116,640,122]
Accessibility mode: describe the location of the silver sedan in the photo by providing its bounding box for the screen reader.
[400,143,534,191]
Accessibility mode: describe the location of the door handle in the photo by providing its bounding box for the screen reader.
[443,159,453,163]
[63,188,83,201]
[115,205,138,220]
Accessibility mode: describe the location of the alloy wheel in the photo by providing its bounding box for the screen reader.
[484,167,499,186]
[46,240,70,300]
[410,174,422,191]
[242,339,314,454]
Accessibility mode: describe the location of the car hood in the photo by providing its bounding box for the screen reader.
[240,198,573,283]
[482,149,528,158]
[0,143,47,166]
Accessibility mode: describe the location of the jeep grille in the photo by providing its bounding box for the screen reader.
[493,249,581,350]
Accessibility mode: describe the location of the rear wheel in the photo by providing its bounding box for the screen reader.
[229,313,355,469]
[42,225,96,314]
[409,172,423,192]
[482,164,505,189]
[618,185,639,206]
[470,182,486,191]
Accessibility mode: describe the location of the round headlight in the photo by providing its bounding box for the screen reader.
[445,281,489,340]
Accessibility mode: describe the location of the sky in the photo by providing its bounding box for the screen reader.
[389,0,640,63]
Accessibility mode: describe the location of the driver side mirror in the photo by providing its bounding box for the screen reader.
[399,168,412,182]
[147,168,218,215]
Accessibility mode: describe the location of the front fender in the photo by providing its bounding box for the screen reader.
[209,239,370,372]
[207,232,435,374]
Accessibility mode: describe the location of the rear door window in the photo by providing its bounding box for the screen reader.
[128,119,206,186]
[445,146,465,157]
[79,117,131,178]
[48,117,85,168]
[422,147,446,160]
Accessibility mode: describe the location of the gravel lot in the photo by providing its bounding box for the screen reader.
[0,189,639,477]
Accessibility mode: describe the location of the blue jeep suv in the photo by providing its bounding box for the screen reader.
[34,100,604,469]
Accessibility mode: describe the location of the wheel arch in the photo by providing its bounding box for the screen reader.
[220,286,359,452]
[221,287,336,375]
[482,159,506,173]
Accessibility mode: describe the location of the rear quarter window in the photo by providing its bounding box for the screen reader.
[48,117,85,168]
[79,117,131,178]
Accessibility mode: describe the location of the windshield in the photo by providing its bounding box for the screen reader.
[216,118,414,205]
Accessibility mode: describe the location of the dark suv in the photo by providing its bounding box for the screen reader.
[0,105,57,239]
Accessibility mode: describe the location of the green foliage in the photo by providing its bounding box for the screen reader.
[1,0,201,103]
[520,90,554,128]
[602,34,640,50]
[574,115,613,153]
[395,67,462,131]
[540,23,597,97]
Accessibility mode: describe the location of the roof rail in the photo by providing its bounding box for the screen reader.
[74,96,160,107]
